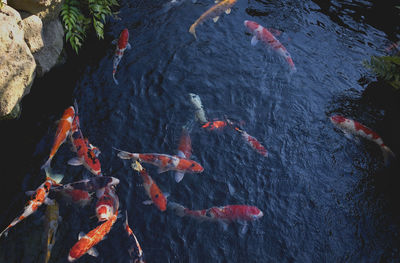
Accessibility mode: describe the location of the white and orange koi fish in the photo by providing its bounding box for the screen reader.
[95,185,119,222]
[68,211,118,262]
[0,175,63,237]
[330,115,396,165]
[41,106,75,170]
[124,210,145,263]
[112,28,131,85]
[175,126,192,183]
[244,20,296,72]
[189,0,237,39]
[115,148,204,174]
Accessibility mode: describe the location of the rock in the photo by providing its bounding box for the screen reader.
[21,12,43,53]
[7,0,64,22]
[0,5,36,118]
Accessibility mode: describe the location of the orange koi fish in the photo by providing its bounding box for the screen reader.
[68,211,118,262]
[189,0,237,39]
[112,28,131,85]
[124,210,145,263]
[175,126,192,183]
[41,106,75,170]
[131,161,167,212]
[115,148,204,174]
[201,120,227,131]
[0,175,63,237]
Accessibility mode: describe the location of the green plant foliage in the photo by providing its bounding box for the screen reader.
[61,0,119,53]
[363,53,400,90]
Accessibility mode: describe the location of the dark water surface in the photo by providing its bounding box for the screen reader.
[1,0,400,262]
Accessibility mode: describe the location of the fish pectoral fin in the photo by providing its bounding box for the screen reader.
[87,247,99,257]
[126,43,132,50]
[25,190,35,196]
[44,198,55,205]
[67,157,83,166]
[174,172,185,183]
[219,221,229,231]
[225,8,231,14]
[111,39,117,45]
[251,36,259,46]
[163,192,170,199]
[78,232,85,240]
[157,167,169,174]
[142,200,153,205]
[213,16,220,23]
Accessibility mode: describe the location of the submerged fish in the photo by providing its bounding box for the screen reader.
[189,0,237,39]
[41,106,75,170]
[201,120,227,131]
[115,148,204,174]
[189,93,208,124]
[330,115,396,165]
[112,28,131,85]
[131,161,167,212]
[0,175,63,237]
[124,210,145,263]
[168,202,263,222]
[95,185,119,222]
[44,200,61,263]
[244,20,296,72]
[175,127,192,183]
[68,211,118,262]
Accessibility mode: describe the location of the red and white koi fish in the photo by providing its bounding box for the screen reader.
[175,127,192,183]
[226,119,268,157]
[244,20,296,72]
[189,0,237,39]
[95,185,119,222]
[330,115,396,165]
[115,148,204,174]
[124,210,145,263]
[41,106,75,170]
[168,202,263,222]
[112,28,131,85]
[0,176,63,237]
[68,103,102,176]
[201,120,227,131]
[131,161,168,212]
[68,210,118,262]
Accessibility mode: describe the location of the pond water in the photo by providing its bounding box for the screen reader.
[0,0,400,262]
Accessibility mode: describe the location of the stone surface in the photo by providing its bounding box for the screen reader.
[21,12,43,53]
[8,0,64,21]
[0,5,36,117]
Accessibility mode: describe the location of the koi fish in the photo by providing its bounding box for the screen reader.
[226,119,268,157]
[44,200,61,263]
[175,127,192,183]
[244,20,296,72]
[115,148,204,174]
[330,115,396,165]
[95,185,119,222]
[59,189,92,207]
[131,161,167,212]
[68,102,102,176]
[201,120,227,131]
[112,28,131,85]
[189,93,208,124]
[68,211,118,262]
[189,0,237,39]
[0,175,63,237]
[41,106,75,170]
[124,210,145,263]
[168,202,263,222]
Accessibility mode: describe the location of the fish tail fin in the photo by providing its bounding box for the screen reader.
[113,147,135,159]
[44,166,64,184]
[167,202,186,217]
[381,145,396,166]
[41,158,52,171]
[0,227,9,238]
[189,25,197,40]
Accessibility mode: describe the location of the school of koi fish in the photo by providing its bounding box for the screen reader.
[0,0,397,262]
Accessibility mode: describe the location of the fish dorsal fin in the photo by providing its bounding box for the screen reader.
[213,16,220,23]
[225,8,231,14]
[251,36,259,46]
[78,232,85,240]
[87,247,99,257]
